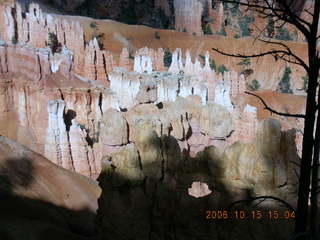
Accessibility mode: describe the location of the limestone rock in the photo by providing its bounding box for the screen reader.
[99,109,129,146]
[174,0,204,35]
[97,118,298,240]
[188,181,212,198]
[45,100,73,169]
[109,69,140,109]
[69,119,98,178]
[119,48,130,71]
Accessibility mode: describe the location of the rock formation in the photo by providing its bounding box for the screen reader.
[0,2,311,239]
[174,0,204,35]
[0,2,306,182]
[96,118,299,240]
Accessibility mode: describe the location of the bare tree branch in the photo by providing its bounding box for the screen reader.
[258,39,309,71]
[291,161,301,167]
[244,91,306,118]
[304,7,314,17]
[212,46,308,71]
[218,0,311,36]
[293,168,300,181]
[228,195,296,212]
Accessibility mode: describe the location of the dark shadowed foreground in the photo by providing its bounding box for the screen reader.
[0,136,101,240]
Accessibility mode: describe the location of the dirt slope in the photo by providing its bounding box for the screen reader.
[0,135,101,239]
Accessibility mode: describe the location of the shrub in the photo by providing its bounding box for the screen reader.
[210,59,217,71]
[225,18,232,26]
[278,66,293,94]
[230,3,240,16]
[267,17,275,38]
[90,21,98,29]
[158,8,171,29]
[48,32,60,53]
[275,27,293,41]
[302,75,308,92]
[217,26,227,36]
[163,49,172,67]
[248,79,260,91]
[218,64,229,74]
[203,24,213,35]
[94,33,105,49]
[11,36,17,45]
[233,34,240,39]
[199,55,217,71]
[240,69,254,78]
[239,15,254,37]
[90,21,99,37]
[155,31,161,39]
[207,18,215,24]
[237,58,251,67]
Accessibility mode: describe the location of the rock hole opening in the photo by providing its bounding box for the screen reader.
[156,102,163,109]
[120,107,127,112]
[63,109,77,132]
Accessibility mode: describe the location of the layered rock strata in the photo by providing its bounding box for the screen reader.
[0,2,305,180]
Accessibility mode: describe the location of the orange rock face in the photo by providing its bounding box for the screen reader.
[0,2,307,180]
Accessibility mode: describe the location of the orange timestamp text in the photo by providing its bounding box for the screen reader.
[205,210,295,220]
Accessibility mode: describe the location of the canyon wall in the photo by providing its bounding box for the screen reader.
[0,2,305,179]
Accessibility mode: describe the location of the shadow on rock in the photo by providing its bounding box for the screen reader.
[0,157,98,240]
[96,120,300,240]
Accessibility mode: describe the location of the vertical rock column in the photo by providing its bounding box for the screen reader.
[45,100,74,170]
[119,48,130,71]
[0,46,8,73]
[174,0,204,35]
[69,119,98,178]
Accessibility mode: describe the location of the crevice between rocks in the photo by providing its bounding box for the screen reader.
[36,54,42,81]
[11,4,19,43]
[98,92,103,115]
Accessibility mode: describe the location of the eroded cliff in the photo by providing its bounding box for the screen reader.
[0,2,306,179]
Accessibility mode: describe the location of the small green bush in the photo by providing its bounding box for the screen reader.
[230,3,240,16]
[266,17,275,38]
[278,66,293,94]
[275,27,293,41]
[94,33,105,49]
[218,64,229,74]
[240,69,254,78]
[90,21,98,29]
[239,15,254,37]
[48,32,60,53]
[217,26,227,36]
[233,34,240,39]
[158,8,171,29]
[203,24,213,35]
[163,49,172,67]
[199,55,217,71]
[237,58,251,67]
[207,18,215,24]
[248,79,260,91]
[11,36,17,45]
[302,75,308,92]
[155,31,161,39]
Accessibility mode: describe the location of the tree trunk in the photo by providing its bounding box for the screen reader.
[295,1,320,234]
[295,73,317,235]
[310,96,320,238]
